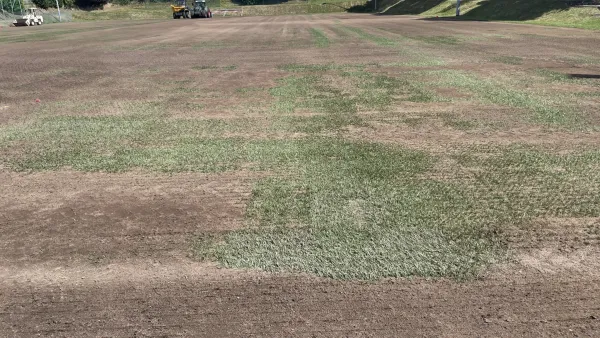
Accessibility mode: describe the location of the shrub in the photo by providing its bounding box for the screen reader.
[32,0,76,8]
[32,0,55,9]
[2,0,24,12]
[75,0,108,8]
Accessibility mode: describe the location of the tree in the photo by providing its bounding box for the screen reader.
[74,0,107,8]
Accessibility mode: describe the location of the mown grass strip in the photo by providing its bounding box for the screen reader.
[433,69,582,125]
[310,27,330,48]
[342,26,398,46]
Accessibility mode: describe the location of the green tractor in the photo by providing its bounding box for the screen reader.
[191,0,212,18]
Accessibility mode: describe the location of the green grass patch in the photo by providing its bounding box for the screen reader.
[196,145,600,280]
[433,69,582,125]
[402,116,426,126]
[192,65,219,71]
[452,146,600,220]
[310,27,330,48]
[275,65,435,106]
[4,110,598,280]
[342,26,398,46]
[0,111,388,171]
[534,68,572,82]
[535,68,600,89]
[343,27,449,67]
[439,114,477,130]
[383,59,446,67]
[197,142,503,280]
[0,105,413,171]
[270,66,435,131]
[0,115,245,172]
[273,114,365,134]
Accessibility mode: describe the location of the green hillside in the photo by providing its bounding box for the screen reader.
[380,0,600,30]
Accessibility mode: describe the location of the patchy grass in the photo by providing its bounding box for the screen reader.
[197,144,600,280]
[310,28,330,48]
[342,26,398,46]
[197,142,502,280]
[433,69,583,125]
[4,13,600,283]
[440,114,477,130]
[278,63,368,72]
[451,146,600,221]
[336,26,449,66]
[0,112,382,171]
[383,58,446,67]
[270,66,435,131]
[4,104,597,280]
[0,115,243,172]
[192,65,219,71]
[535,68,573,82]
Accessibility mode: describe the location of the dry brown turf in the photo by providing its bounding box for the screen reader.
[1,14,600,337]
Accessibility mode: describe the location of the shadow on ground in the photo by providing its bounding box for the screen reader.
[381,0,571,21]
[381,0,446,14]
[347,0,376,12]
[570,74,600,79]
[464,0,568,21]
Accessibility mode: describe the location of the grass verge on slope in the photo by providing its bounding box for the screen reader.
[310,28,330,48]
[381,0,600,30]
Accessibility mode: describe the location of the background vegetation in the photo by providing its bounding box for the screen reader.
[381,0,600,30]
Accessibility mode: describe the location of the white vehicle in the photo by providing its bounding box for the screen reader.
[13,8,44,27]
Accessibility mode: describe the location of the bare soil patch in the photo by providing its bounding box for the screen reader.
[0,171,256,266]
[1,261,599,337]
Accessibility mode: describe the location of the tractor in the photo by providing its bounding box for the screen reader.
[191,0,212,18]
[171,0,191,19]
[13,8,44,26]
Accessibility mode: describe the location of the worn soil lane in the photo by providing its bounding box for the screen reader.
[2,263,599,337]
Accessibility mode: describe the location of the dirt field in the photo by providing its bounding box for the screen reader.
[1,14,600,336]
